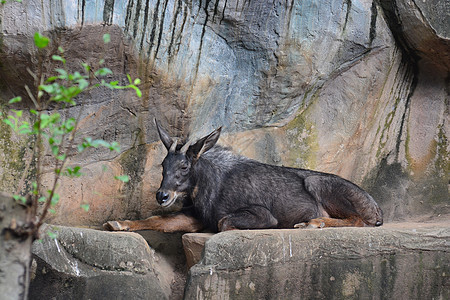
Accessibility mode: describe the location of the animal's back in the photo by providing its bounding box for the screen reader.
[201,146,381,230]
[207,156,324,229]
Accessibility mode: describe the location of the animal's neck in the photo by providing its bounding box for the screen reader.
[188,146,242,222]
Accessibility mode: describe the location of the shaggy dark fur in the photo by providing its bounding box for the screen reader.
[154,122,383,232]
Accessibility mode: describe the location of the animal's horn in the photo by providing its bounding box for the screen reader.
[169,139,178,152]
[180,140,191,154]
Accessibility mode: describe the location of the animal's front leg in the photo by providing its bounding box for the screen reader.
[218,206,278,231]
[103,213,204,233]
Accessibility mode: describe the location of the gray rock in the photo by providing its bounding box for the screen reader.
[0,192,33,300]
[379,0,450,70]
[185,223,450,299]
[0,0,447,230]
[30,225,172,300]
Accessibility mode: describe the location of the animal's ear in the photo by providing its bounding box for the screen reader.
[155,119,174,151]
[186,127,222,162]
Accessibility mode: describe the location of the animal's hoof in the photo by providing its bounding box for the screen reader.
[103,221,129,231]
[294,222,307,229]
[375,220,383,227]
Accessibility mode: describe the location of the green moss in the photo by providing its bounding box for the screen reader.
[376,97,401,158]
[435,124,449,176]
[285,109,319,169]
[0,105,33,194]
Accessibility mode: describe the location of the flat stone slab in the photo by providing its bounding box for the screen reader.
[185,222,450,299]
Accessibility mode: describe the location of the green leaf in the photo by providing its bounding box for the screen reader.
[50,193,60,206]
[114,175,130,183]
[40,84,56,94]
[132,85,142,98]
[109,141,121,152]
[103,33,111,44]
[56,154,66,161]
[38,196,47,203]
[55,68,69,80]
[95,67,113,76]
[46,76,58,82]
[77,78,89,90]
[48,208,56,214]
[65,166,82,177]
[34,32,49,49]
[13,109,23,118]
[47,230,58,239]
[18,123,32,134]
[3,118,15,129]
[13,194,27,204]
[81,62,91,73]
[92,139,110,148]
[8,96,22,104]
[80,204,90,212]
[64,118,76,132]
[58,46,64,53]
[52,55,66,64]
[133,78,141,85]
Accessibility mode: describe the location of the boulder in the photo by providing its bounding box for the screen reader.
[185,222,450,299]
[30,225,173,300]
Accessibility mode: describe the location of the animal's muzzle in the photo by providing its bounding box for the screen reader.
[156,190,178,207]
[156,191,170,205]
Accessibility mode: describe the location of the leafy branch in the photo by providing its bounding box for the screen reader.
[1,32,140,238]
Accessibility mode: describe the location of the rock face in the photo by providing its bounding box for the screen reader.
[185,224,450,299]
[1,1,448,299]
[30,224,173,299]
[0,192,33,299]
[0,0,448,227]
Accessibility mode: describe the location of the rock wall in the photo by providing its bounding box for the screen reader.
[0,0,448,227]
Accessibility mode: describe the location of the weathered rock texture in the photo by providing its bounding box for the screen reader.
[183,232,214,269]
[0,0,448,239]
[30,224,173,299]
[185,224,450,299]
[0,192,33,299]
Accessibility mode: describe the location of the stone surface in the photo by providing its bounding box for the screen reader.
[185,222,450,299]
[0,0,448,228]
[379,0,450,70]
[183,232,214,269]
[0,192,33,300]
[30,224,172,299]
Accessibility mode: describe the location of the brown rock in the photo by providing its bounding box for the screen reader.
[182,233,214,269]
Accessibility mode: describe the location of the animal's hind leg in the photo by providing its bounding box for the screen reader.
[304,176,383,227]
[294,216,365,229]
[217,206,278,232]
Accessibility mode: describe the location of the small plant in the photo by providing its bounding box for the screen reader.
[1,32,140,238]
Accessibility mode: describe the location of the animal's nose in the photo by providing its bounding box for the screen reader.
[156,191,170,204]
